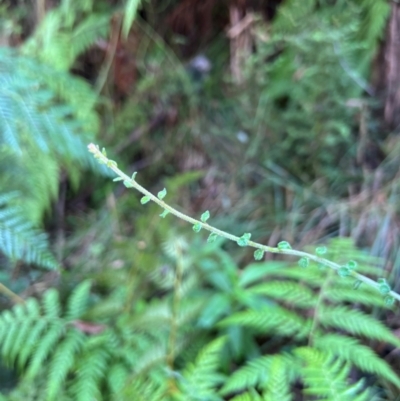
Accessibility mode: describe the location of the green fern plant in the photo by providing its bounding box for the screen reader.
[219,254,400,398]
[22,0,110,72]
[84,145,400,399]
[0,192,58,270]
[0,281,113,401]
[0,269,227,401]
[0,44,104,269]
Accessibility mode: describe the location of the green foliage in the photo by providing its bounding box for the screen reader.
[218,239,400,398]
[0,24,102,266]
[2,227,399,400]
[122,0,142,38]
[0,193,58,269]
[0,1,397,400]
[23,0,110,71]
[296,347,371,401]
[0,44,101,219]
[0,49,98,158]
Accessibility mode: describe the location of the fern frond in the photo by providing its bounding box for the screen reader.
[229,390,263,401]
[0,48,98,161]
[220,306,310,339]
[107,363,129,395]
[25,322,65,379]
[272,266,324,288]
[46,329,86,400]
[221,353,296,397]
[248,280,316,308]
[262,355,292,401]
[134,344,168,374]
[64,280,92,320]
[177,337,226,399]
[43,288,62,318]
[70,341,110,401]
[220,355,275,395]
[18,319,49,368]
[324,284,385,308]
[23,8,109,72]
[0,192,58,269]
[9,300,41,364]
[314,333,400,388]
[296,347,371,401]
[319,306,400,347]
[118,372,168,401]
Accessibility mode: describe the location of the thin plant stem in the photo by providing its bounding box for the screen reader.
[88,143,400,304]
[0,282,24,304]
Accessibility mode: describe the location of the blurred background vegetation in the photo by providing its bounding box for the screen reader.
[2,0,400,399]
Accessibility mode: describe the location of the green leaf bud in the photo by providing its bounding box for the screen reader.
[237,233,251,247]
[201,210,210,223]
[113,177,124,182]
[384,296,395,306]
[207,233,218,243]
[347,260,357,270]
[157,188,167,200]
[298,257,309,268]
[159,210,169,218]
[315,246,327,255]
[107,160,117,168]
[193,223,202,233]
[140,196,151,204]
[254,249,264,261]
[379,283,391,295]
[131,172,137,180]
[338,266,351,277]
[277,241,291,250]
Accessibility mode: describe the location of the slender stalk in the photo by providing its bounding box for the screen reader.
[88,144,400,303]
[0,282,24,304]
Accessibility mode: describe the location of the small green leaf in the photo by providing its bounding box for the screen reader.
[102,147,107,156]
[140,196,151,204]
[131,172,137,180]
[277,241,291,250]
[193,223,202,233]
[384,296,395,306]
[207,233,218,243]
[123,180,134,188]
[378,278,391,295]
[254,249,264,261]
[237,233,251,247]
[298,257,309,268]
[379,283,391,295]
[201,211,210,223]
[353,280,362,290]
[315,246,327,255]
[107,160,117,168]
[338,266,350,277]
[346,260,357,270]
[113,177,124,182]
[159,210,169,218]
[157,188,167,200]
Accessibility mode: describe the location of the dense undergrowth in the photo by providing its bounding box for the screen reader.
[1,0,400,399]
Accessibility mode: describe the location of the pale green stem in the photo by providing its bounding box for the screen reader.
[0,282,24,304]
[88,144,400,303]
